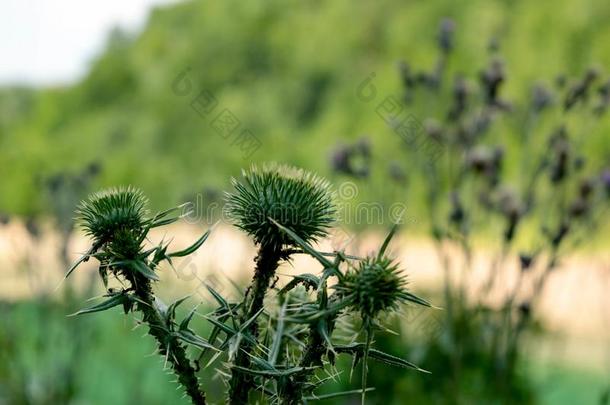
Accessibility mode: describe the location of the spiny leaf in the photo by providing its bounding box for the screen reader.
[205,283,229,309]
[239,307,265,333]
[317,318,335,353]
[148,204,192,228]
[168,226,214,258]
[64,246,96,279]
[175,330,217,351]
[98,266,108,288]
[179,306,199,331]
[231,365,317,378]
[270,218,333,268]
[304,388,375,401]
[278,273,320,296]
[378,223,399,259]
[285,300,350,323]
[131,260,159,281]
[205,316,236,336]
[150,203,190,223]
[167,295,191,324]
[334,343,429,373]
[398,291,434,308]
[70,292,128,316]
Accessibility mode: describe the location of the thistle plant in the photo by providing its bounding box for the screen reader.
[68,187,212,404]
[67,166,432,404]
[224,164,336,403]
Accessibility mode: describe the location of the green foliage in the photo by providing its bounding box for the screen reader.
[2,0,610,219]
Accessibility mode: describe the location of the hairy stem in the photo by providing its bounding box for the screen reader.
[228,244,282,404]
[129,273,206,405]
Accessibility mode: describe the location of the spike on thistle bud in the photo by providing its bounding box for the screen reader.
[225,163,336,251]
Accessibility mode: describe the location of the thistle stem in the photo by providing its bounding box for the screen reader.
[129,273,207,405]
[228,244,282,404]
[280,295,339,404]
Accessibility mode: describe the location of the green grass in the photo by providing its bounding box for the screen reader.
[532,361,608,405]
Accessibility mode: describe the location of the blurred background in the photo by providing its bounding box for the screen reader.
[0,0,609,403]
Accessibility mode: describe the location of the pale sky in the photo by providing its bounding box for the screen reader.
[0,0,178,86]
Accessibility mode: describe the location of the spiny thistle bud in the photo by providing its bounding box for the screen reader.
[76,186,148,245]
[335,255,414,321]
[225,163,335,251]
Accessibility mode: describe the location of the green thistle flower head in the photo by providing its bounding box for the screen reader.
[335,255,412,320]
[76,186,148,244]
[225,163,336,251]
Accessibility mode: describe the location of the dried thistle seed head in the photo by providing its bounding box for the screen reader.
[388,161,407,184]
[397,60,415,90]
[335,256,409,320]
[466,146,494,173]
[225,163,335,251]
[496,186,523,220]
[438,18,456,53]
[578,177,595,199]
[531,83,553,112]
[77,186,148,244]
[480,58,505,105]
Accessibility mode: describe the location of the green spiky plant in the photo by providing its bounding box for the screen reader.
[68,187,212,404]
[67,165,432,404]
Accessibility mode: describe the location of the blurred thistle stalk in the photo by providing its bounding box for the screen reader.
[66,164,432,404]
[378,17,610,400]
